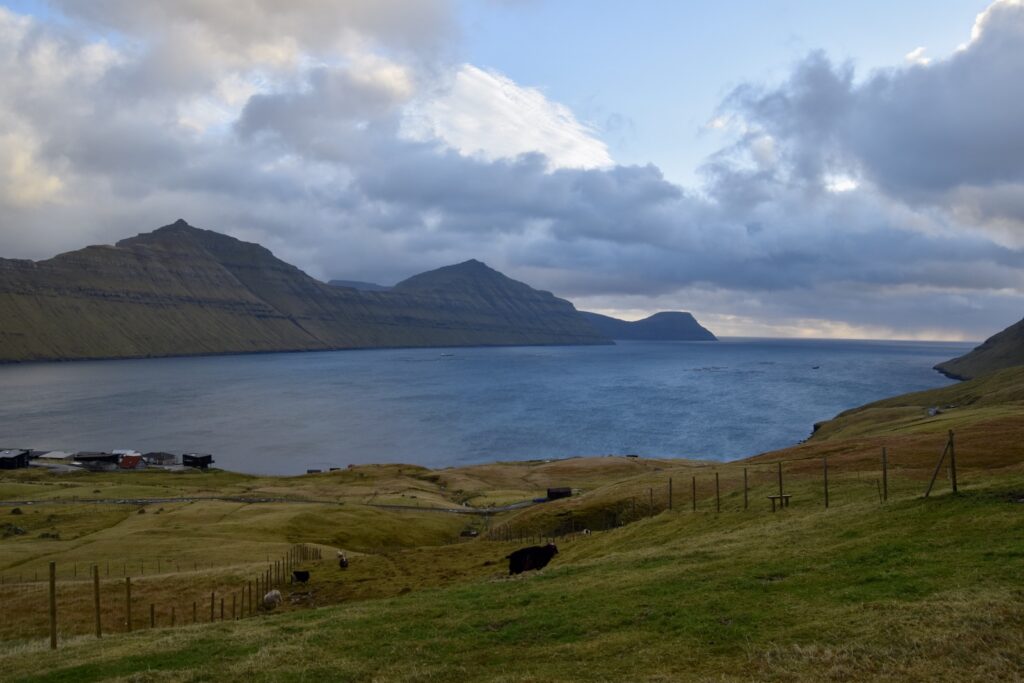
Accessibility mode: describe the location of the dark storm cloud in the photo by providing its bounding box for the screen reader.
[723,0,1024,219]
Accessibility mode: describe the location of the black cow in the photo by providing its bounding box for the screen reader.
[291,570,310,584]
[506,543,558,575]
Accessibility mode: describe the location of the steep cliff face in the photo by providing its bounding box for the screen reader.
[0,220,609,362]
[580,311,717,341]
[934,317,1024,380]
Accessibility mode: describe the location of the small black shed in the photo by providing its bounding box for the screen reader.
[0,449,31,469]
[547,487,572,501]
[183,453,214,469]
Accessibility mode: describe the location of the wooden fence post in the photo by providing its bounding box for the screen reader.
[949,430,958,494]
[150,603,155,628]
[743,467,749,510]
[193,601,197,624]
[171,606,176,627]
[668,477,673,510]
[93,564,102,638]
[777,461,784,499]
[924,435,952,498]
[125,577,133,632]
[48,562,57,650]
[715,472,720,513]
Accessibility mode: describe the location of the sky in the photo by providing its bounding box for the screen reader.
[0,0,1021,341]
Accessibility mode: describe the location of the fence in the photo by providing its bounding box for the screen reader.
[22,543,323,650]
[486,430,966,540]
[0,556,296,587]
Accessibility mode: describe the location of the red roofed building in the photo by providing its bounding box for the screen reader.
[119,454,145,470]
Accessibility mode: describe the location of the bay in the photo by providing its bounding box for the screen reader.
[0,338,973,474]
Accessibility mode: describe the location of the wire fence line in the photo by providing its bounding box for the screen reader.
[488,431,980,540]
[13,543,325,650]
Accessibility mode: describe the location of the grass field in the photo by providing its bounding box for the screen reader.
[1,368,1023,681]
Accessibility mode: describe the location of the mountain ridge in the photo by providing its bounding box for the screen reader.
[0,220,609,362]
[580,311,717,341]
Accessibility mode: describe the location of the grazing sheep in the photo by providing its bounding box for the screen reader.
[506,543,558,575]
[262,589,283,610]
[338,551,349,569]
[291,570,310,584]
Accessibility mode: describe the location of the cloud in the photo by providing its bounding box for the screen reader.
[402,64,613,170]
[904,47,931,66]
[48,0,456,63]
[721,0,1024,237]
[0,1,1023,340]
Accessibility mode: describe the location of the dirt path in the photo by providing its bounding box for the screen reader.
[0,497,540,514]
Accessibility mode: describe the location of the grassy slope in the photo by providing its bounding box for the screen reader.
[1,370,1023,680]
[2,477,1023,682]
[934,317,1024,380]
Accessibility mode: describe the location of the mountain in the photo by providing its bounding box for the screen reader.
[0,220,609,362]
[327,280,391,292]
[934,317,1024,380]
[580,311,717,341]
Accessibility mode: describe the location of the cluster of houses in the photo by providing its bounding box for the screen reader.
[0,448,214,472]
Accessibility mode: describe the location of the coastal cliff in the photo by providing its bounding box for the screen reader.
[580,311,717,341]
[0,220,609,362]
[934,317,1024,380]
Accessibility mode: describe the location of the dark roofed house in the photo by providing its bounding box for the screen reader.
[142,452,177,466]
[0,449,31,469]
[183,453,214,469]
[547,487,572,501]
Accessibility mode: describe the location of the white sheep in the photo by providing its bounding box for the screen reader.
[262,589,283,610]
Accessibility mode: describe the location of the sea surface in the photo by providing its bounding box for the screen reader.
[0,339,974,475]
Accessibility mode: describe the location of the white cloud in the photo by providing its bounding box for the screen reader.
[904,46,931,65]
[824,174,859,193]
[402,64,613,170]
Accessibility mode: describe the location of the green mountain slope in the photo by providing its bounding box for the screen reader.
[3,473,1021,681]
[0,220,609,362]
[934,317,1024,380]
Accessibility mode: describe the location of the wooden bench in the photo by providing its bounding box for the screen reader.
[767,494,791,512]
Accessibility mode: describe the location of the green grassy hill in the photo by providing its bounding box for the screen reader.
[934,317,1024,380]
[2,474,1022,681]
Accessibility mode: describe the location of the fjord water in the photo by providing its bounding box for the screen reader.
[0,339,972,475]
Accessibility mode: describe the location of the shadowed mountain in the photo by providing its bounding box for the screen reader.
[0,220,609,362]
[934,317,1024,380]
[580,311,717,341]
[327,280,391,292]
